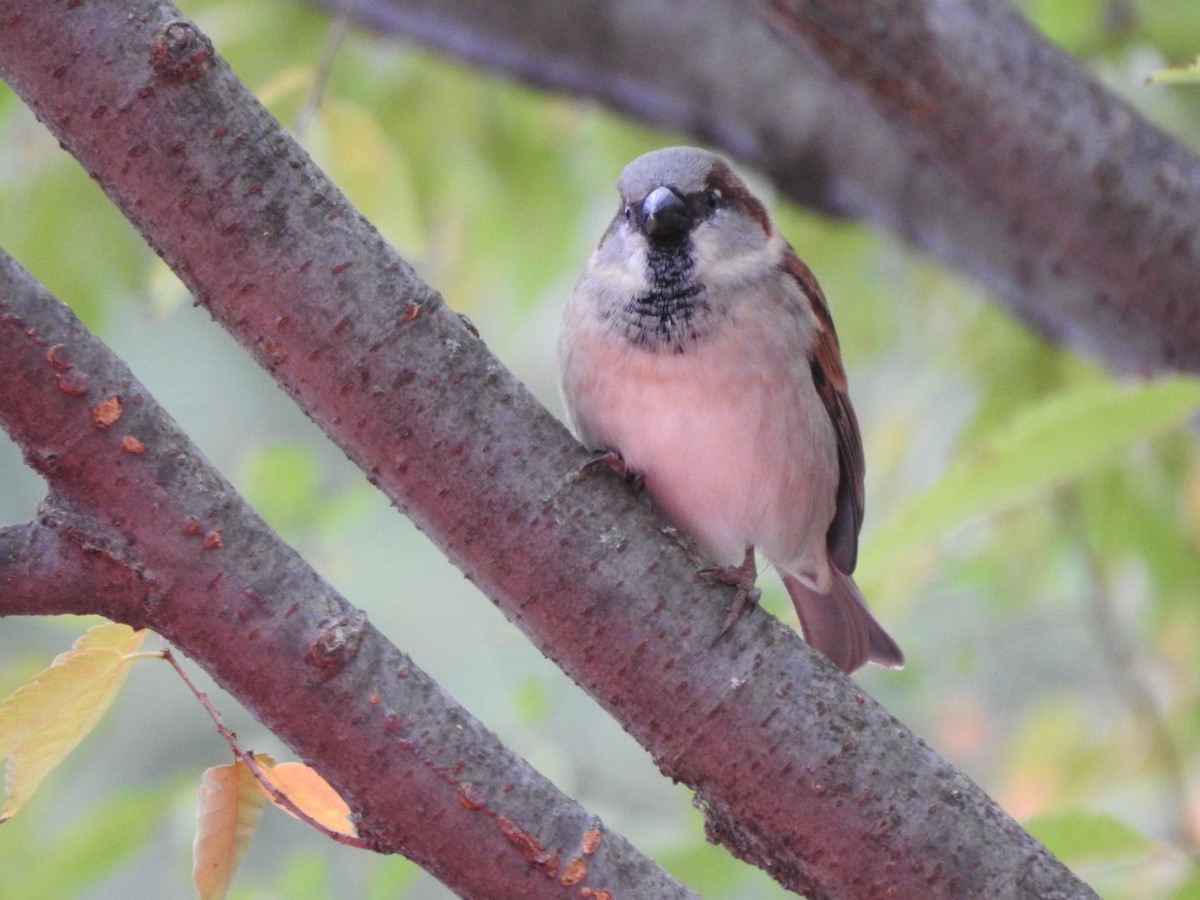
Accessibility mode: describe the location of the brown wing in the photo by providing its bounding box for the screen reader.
[782,248,865,575]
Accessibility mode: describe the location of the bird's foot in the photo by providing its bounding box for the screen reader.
[579,449,644,493]
[701,548,760,641]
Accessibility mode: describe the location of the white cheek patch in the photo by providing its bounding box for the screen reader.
[588,227,651,296]
[691,224,784,290]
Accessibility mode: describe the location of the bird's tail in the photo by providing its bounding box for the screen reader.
[783,569,904,673]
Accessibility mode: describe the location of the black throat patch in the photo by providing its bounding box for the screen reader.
[618,240,709,351]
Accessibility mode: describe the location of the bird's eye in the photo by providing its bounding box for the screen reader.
[704,190,721,210]
[623,205,633,221]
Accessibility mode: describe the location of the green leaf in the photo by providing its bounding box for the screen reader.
[273,851,334,900]
[365,856,420,900]
[238,444,320,533]
[510,678,551,724]
[1023,809,1152,861]
[860,378,1200,581]
[1148,57,1200,84]
[1031,0,1112,54]
[0,786,172,897]
[1170,869,1200,900]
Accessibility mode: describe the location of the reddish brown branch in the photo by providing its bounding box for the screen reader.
[0,1,1096,896]
[0,521,140,618]
[0,247,693,897]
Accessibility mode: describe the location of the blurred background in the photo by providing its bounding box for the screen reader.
[1,0,1200,897]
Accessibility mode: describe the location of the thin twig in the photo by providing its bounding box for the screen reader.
[159,648,375,850]
[292,0,357,138]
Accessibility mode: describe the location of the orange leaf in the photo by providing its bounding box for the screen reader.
[193,759,268,900]
[258,761,356,836]
[0,622,147,821]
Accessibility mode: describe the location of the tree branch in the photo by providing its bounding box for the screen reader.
[314,0,1200,375]
[0,1,1096,896]
[0,520,142,618]
[0,246,695,897]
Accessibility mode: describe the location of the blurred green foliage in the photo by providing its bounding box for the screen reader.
[1,0,1200,897]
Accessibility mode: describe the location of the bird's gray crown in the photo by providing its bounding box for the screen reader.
[617,146,718,201]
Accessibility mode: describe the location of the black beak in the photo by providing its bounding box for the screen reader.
[639,186,690,241]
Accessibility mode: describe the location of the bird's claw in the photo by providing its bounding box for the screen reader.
[580,449,645,492]
[714,584,762,641]
[701,548,760,642]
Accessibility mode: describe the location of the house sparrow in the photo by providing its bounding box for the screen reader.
[558,146,903,673]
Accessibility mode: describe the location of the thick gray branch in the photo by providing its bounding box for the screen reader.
[0,1,1095,896]
[315,0,1200,375]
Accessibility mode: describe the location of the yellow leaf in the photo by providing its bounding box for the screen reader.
[67,620,147,659]
[309,99,425,255]
[193,760,268,900]
[255,65,314,110]
[258,761,356,836]
[0,623,147,822]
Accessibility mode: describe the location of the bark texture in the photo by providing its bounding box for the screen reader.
[0,248,695,898]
